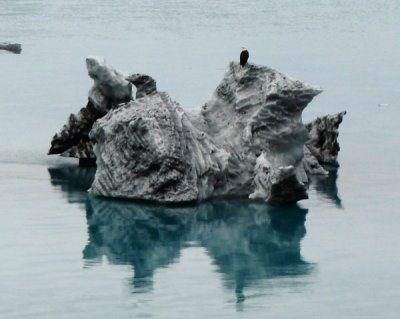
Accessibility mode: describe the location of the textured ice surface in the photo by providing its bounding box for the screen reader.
[48,57,132,158]
[88,61,344,204]
[305,111,347,166]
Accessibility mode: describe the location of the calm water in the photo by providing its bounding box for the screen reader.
[1,1,400,318]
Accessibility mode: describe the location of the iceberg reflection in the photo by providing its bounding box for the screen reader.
[84,197,312,296]
[309,167,342,207]
[49,166,313,300]
[48,166,95,205]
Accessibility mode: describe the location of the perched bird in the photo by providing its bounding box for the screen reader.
[240,47,249,68]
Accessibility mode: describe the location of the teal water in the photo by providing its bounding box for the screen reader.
[1,1,400,318]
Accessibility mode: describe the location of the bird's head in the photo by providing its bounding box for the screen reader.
[241,47,247,51]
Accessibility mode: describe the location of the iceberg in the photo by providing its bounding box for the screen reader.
[49,57,345,205]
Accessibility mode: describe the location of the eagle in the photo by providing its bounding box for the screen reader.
[240,47,249,68]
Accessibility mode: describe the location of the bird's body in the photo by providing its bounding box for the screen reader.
[240,47,249,68]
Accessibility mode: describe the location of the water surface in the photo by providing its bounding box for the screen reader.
[1,1,400,318]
